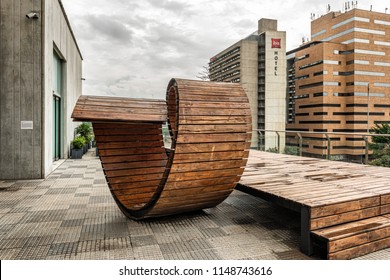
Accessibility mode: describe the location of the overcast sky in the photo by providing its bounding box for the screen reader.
[61,0,387,99]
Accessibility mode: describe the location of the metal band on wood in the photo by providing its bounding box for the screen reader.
[72,78,252,219]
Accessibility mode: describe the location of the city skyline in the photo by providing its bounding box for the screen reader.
[61,0,388,99]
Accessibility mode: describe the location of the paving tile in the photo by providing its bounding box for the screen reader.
[16,245,50,260]
[0,238,28,250]
[0,248,22,259]
[133,244,163,260]
[1,150,390,260]
[214,246,247,259]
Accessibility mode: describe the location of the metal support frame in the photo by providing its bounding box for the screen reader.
[258,131,264,151]
[300,206,313,255]
[276,132,281,153]
[364,136,369,164]
[297,133,303,157]
[325,133,331,160]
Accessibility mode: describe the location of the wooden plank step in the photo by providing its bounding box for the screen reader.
[311,215,390,259]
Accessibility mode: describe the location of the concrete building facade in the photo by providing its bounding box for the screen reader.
[209,19,286,150]
[287,8,390,161]
[0,0,83,180]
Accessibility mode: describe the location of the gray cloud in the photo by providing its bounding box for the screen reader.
[85,14,133,44]
[62,0,387,100]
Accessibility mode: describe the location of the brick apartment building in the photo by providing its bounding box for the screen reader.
[287,8,390,161]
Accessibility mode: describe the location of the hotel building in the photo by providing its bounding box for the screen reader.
[209,19,286,150]
[287,8,390,161]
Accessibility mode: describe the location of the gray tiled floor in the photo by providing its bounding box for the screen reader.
[0,150,389,260]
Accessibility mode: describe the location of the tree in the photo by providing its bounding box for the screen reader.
[196,65,210,81]
[369,123,390,167]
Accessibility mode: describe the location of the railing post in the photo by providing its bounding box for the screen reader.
[276,132,281,153]
[258,130,265,151]
[297,133,303,157]
[325,133,331,160]
[364,136,369,164]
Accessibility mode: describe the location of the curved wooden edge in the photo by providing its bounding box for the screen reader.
[72,78,252,219]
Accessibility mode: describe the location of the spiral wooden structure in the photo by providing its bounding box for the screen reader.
[72,79,252,219]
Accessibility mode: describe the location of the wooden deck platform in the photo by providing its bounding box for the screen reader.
[237,150,390,259]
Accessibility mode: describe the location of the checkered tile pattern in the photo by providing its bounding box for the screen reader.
[0,149,389,260]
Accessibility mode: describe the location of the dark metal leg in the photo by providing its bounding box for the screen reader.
[300,206,313,255]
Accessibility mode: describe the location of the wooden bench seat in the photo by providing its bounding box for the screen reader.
[311,215,390,259]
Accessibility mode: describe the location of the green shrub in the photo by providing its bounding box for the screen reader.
[266,147,278,153]
[71,136,86,150]
[76,122,93,142]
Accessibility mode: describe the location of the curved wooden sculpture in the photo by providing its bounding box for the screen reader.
[72,79,251,219]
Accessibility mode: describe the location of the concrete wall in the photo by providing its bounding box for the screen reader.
[0,0,43,179]
[240,40,259,147]
[43,0,83,177]
[0,0,82,179]
[264,31,286,151]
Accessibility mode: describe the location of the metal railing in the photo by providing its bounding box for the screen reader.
[256,129,390,165]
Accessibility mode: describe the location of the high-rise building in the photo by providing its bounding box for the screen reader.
[209,19,286,150]
[287,8,390,161]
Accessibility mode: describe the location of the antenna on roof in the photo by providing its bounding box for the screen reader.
[370,5,372,11]
[386,8,388,14]
[302,37,305,44]
[327,4,331,12]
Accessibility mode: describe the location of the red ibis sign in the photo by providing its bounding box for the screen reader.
[272,38,281,49]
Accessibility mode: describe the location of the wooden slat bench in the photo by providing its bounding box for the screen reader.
[237,151,390,259]
[72,78,252,220]
[311,215,390,259]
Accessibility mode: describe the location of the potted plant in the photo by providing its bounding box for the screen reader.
[75,122,93,152]
[71,136,86,159]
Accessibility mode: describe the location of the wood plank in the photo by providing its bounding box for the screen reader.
[108,173,166,184]
[173,150,249,163]
[98,141,164,149]
[179,107,251,116]
[74,104,167,115]
[178,124,251,133]
[382,194,390,205]
[312,216,389,238]
[170,159,247,173]
[168,168,243,181]
[175,142,251,154]
[381,205,390,215]
[328,236,390,260]
[98,147,165,156]
[177,133,251,143]
[75,99,166,109]
[311,197,381,219]
[179,115,251,125]
[180,100,250,109]
[105,166,166,178]
[165,176,239,189]
[329,226,390,253]
[100,153,167,164]
[78,95,165,103]
[93,128,162,136]
[179,94,249,102]
[109,180,161,191]
[93,122,162,129]
[103,160,167,171]
[96,134,163,142]
[310,207,381,230]
[73,110,166,122]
